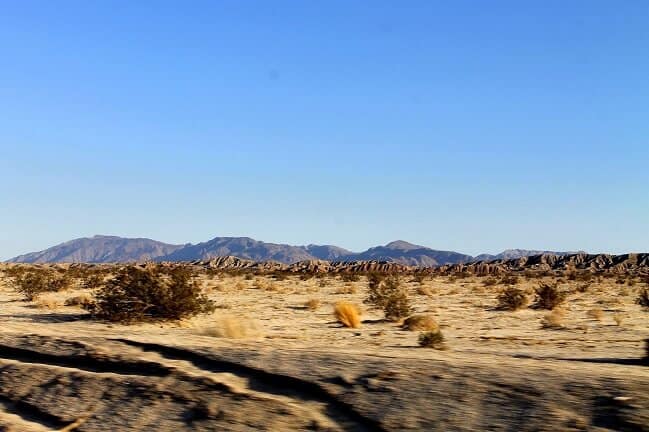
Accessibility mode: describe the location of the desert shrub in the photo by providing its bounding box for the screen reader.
[417,285,434,297]
[541,309,566,329]
[499,275,519,286]
[411,273,427,284]
[574,271,593,282]
[335,284,357,295]
[367,272,385,292]
[636,289,649,309]
[299,272,315,281]
[270,271,289,281]
[82,273,105,290]
[402,314,438,332]
[531,283,567,310]
[340,273,360,282]
[496,287,528,311]
[85,266,214,322]
[305,298,321,311]
[65,294,95,307]
[418,330,445,349]
[613,313,625,326]
[12,270,73,301]
[587,308,604,321]
[365,275,412,321]
[482,277,498,287]
[333,301,361,328]
[575,283,590,293]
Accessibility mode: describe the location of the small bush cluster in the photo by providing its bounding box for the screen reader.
[418,330,445,349]
[531,283,567,310]
[65,293,94,307]
[340,273,360,282]
[12,270,73,301]
[482,277,498,287]
[496,287,528,311]
[84,266,214,322]
[365,275,412,321]
[82,273,105,290]
[636,289,649,309]
[499,275,519,286]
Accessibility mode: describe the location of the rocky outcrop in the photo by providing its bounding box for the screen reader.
[438,253,649,275]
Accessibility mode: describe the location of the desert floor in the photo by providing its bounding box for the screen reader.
[0,270,647,431]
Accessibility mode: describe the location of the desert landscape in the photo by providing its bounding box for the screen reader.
[1,254,647,431]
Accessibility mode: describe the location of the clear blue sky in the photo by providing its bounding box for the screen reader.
[1,0,647,260]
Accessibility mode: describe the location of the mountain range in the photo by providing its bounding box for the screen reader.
[5,235,581,267]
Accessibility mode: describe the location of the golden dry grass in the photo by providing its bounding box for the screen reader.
[33,296,63,310]
[333,301,361,328]
[194,316,262,339]
[304,298,321,311]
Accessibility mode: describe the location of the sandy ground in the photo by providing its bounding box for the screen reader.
[0,269,647,431]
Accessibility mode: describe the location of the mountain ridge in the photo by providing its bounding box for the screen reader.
[5,235,591,267]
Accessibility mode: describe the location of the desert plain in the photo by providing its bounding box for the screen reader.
[0,262,647,431]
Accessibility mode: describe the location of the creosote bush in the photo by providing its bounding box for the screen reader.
[496,287,528,311]
[85,266,215,323]
[340,273,360,282]
[12,270,73,301]
[531,283,567,310]
[65,293,94,307]
[333,301,361,328]
[82,273,105,290]
[499,275,519,286]
[418,330,445,349]
[365,275,412,321]
[636,288,649,309]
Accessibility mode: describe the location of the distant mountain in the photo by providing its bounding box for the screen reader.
[5,235,586,267]
[304,244,353,261]
[6,235,183,264]
[160,237,317,263]
[472,249,582,262]
[342,240,473,267]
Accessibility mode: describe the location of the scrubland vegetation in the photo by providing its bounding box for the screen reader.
[0,263,647,358]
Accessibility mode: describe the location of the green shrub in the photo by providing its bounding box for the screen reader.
[365,275,412,321]
[12,270,73,301]
[85,266,214,322]
[531,283,567,310]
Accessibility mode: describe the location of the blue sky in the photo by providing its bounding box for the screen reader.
[1,1,647,259]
